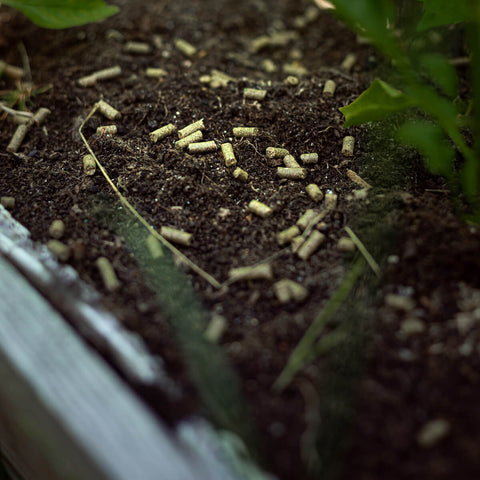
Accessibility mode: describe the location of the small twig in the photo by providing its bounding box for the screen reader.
[0,101,33,118]
[344,226,380,277]
[78,103,222,289]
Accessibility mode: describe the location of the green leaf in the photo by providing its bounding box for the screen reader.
[328,0,398,56]
[396,120,454,176]
[417,0,468,30]
[418,53,458,98]
[340,79,414,128]
[328,0,396,37]
[2,0,118,29]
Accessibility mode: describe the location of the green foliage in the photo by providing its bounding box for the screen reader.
[1,82,51,110]
[2,0,118,29]
[417,52,458,97]
[396,120,454,176]
[417,0,468,30]
[330,0,480,220]
[340,79,414,127]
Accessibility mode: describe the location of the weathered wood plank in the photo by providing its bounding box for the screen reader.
[0,256,231,480]
[0,205,174,390]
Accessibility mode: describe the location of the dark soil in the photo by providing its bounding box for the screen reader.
[1,1,480,479]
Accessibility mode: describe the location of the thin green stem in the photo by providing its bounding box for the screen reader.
[273,257,365,392]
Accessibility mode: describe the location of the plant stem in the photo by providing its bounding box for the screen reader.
[273,256,365,392]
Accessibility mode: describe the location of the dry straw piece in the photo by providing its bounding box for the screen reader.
[146,234,164,259]
[306,183,323,202]
[297,230,326,260]
[175,130,203,149]
[228,263,273,282]
[233,167,248,182]
[77,65,122,87]
[124,41,151,54]
[346,169,372,189]
[221,142,236,167]
[342,136,355,156]
[266,147,289,159]
[160,226,192,247]
[83,154,96,175]
[0,197,15,210]
[277,167,306,179]
[178,119,205,139]
[233,127,259,138]
[323,79,337,97]
[96,125,117,136]
[283,154,300,168]
[96,256,121,292]
[276,225,301,246]
[274,279,309,304]
[188,141,217,154]
[174,38,197,57]
[243,88,267,101]
[96,100,121,120]
[248,200,273,218]
[48,220,65,239]
[150,123,177,143]
[300,152,318,164]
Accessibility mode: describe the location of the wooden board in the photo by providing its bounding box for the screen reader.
[0,255,236,480]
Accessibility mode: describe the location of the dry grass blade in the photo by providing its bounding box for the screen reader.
[0,101,33,118]
[78,103,222,289]
[344,226,380,277]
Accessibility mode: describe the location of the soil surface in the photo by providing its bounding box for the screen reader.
[1,1,480,479]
